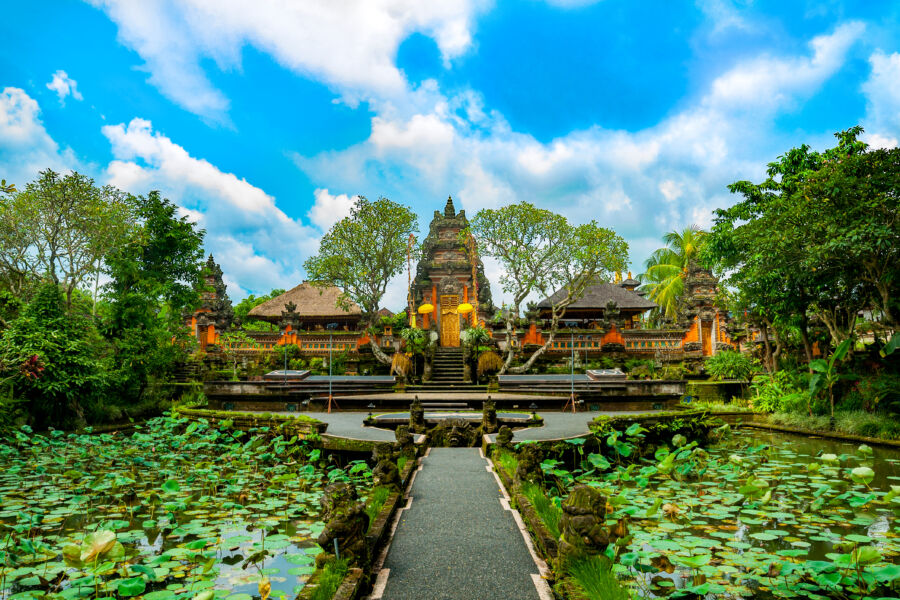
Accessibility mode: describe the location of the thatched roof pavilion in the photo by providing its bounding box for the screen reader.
[536,280,656,328]
[247,282,363,329]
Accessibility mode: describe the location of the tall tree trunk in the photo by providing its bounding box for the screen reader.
[766,317,783,372]
[759,320,774,374]
[367,325,393,366]
[798,313,813,368]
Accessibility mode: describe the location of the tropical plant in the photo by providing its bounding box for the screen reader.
[639,225,706,321]
[477,351,504,377]
[705,350,757,381]
[810,338,853,422]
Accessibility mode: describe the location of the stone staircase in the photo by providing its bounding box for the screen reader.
[430,346,465,384]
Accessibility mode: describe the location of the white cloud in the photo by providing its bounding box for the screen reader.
[863,132,898,150]
[861,50,900,141]
[707,21,864,112]
[0,87,78,186]
[46,70,83,104]
[100,117,319,298]
[87,0,489,119]
[293,22,863,308]
[308,188,358,231]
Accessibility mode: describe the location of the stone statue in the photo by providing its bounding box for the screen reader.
[557,485,628,571]
[515,443,544,484]
[426,418,478,447]
[481,397,498,434]
[409,396,425,432]
[371,442,400,492]
[395,425,416,458]
[496,425,514,449]
[316,482,370,568]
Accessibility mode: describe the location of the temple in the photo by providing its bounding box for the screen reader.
[188,198,734,359]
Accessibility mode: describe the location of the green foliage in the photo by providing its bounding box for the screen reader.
[233,289,285,331]
[399,326,429,355]
[567,555,631,600]
[304,196,418,325]
[467,202,628,374]
[0,282,106,428]
[0,413,370,600]
[309,558,350,600]
[751,370,811,414]
[809,338,853,419]
[364,485,392,527]
[705,350,756,381]
[639,225,706,322]
[706,128,899,361]
[520,481,562,539]
[102,191,204,405]
[768,410,900,440]
[0,169,134,304]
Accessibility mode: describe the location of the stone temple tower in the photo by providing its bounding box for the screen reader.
[411,196,493,347]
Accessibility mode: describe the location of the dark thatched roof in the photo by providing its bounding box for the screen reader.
[536,281,657,311]
[248,282,362,321]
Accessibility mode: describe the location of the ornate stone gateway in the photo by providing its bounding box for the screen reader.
[440,294,460,346]
[410,196,494,346]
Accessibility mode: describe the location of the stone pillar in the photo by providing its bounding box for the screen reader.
[711,313,718,355]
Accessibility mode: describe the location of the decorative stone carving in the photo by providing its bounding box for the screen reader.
[557,485,628,571]
[515,443,544,484]
[409,397,425,432]
[316,483,370,568]
[427,418,478,447]
[481,397,498,434]
[371,443,400,492]
[496,425,514,449]
[394,425,416,458]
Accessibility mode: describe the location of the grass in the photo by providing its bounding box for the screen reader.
[365,485,393,528]
[766,410,900,440]
[520,481,562,539]
[566,555,632,600]
[309,558,350,600]
[397,455,408,473]
[494,448,518,475]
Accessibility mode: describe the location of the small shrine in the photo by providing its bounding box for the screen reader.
[191,255,234,349]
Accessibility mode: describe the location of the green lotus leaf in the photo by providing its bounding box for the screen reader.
[850,466,875,485]
[116,577,146,597]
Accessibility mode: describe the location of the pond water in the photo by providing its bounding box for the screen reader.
[600,428,900,598]
[0,416,372,600]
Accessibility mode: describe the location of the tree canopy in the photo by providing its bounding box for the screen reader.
[467,202,628,373]
[705,126,899,369]
[303,196,418,364]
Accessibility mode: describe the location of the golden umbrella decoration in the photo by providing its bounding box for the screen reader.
[458,302,474,314]
[418,303,435,314]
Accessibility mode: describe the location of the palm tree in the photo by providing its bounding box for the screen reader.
[639,226,706,323]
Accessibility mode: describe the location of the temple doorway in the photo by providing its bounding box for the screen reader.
[440,295,460,347]
[701,320,713,356]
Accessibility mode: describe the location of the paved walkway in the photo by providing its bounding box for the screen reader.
[371,448,549,600]
[278,411,397,442]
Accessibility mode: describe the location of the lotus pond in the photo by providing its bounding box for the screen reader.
[0,415,375,600]
[537,426,900,599]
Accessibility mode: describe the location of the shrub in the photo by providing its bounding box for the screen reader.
[705,351,756,381]
[478,351,504,376]
[520,481,562,539]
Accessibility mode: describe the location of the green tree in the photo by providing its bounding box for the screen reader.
[304,196,418,365]
[467,202,628,373]
[102,191,205,402]
[233,289,285,331]
[0,170,133,306]
[639,225,706,322]
[706,127,894,368]
[0,282,107,428]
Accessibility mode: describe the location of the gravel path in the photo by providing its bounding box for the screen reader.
[375,448,547,600]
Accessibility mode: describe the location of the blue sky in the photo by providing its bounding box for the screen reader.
[2,0,899,309]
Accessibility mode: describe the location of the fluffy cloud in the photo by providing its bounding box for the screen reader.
[296,22,864,280]
[87,0,488,119]
[308,188,358,231]
[0,87,78,185]
[101,118,316,297]
[861,50,900,145]
[46,70,83,104]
